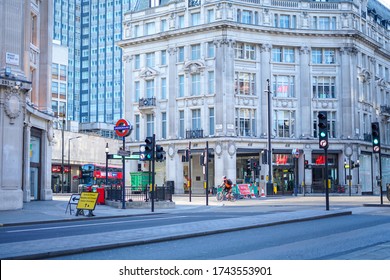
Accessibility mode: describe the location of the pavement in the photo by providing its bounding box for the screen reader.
[0,194,389,260]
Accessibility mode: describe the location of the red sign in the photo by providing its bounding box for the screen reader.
[114,119,132,137]
[316,155,326,165]
[238,184,251,196]
[51,165,70,173]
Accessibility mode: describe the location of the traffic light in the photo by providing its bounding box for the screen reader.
[185,149,190,162]
[246,159,252,171]
[262,150,268,164]
[252,159,257,170]
[199,152,205,166]
[155,145,165,162]
[371,122,380,153]
[318,111,328,149]
[304,160,309,169]
[139,137,153,161]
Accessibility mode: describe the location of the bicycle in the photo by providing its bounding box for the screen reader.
[216,188,236,202]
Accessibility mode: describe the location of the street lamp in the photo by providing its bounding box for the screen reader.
[105,143,109,186]
[68,136,82,193]
[265,79,273,195]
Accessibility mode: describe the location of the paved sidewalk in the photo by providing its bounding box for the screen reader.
[0,194,388,226]
[0,195,389,259]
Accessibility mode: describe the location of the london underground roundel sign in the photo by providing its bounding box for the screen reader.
[114,119,132,137]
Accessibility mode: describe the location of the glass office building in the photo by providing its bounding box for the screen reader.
[53,0,134,137]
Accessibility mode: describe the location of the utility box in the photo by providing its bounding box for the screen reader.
[130,172,150,189]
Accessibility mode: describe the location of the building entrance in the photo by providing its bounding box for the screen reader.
[272,153,295,195]
[311,153,339,193]
[273,167,294,195]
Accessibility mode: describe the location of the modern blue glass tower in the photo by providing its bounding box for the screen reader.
[53,0,135,137]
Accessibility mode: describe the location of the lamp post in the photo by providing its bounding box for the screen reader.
[105,143,109,186]
[344,145,353,197]
[265,79,273,195]
[68,136,82,193]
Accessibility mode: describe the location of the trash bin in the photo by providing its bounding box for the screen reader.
[166,181,175,194]
[97,187,105,205]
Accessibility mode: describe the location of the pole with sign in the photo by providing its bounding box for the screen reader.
[114,119,133,209]
[318,112,329,211]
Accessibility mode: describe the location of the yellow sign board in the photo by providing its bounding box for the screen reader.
[77,192,99,211]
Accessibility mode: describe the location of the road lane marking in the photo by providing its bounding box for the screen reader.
[5,216,188,233]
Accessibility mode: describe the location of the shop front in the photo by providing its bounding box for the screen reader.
[272,153,296,195]
[310,153,339,193]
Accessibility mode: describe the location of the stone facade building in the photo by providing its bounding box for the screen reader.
[0,0,54,209]
[120,0,390,195]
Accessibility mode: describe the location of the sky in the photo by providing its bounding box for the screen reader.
[378,0,390,9]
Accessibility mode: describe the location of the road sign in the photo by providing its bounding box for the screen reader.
[292,148,300,158]
[77,192,99,211]
[65,194,81,215]
[117,149,131,157]
[114,119,132,137]
[69,194,80,205]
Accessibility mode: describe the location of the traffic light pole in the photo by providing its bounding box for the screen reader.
[122,137,126,209]
[348,157,352,196]
[188,141,192,202]
[151,134,156,212]
[379,150,383,205]
[371,122,383,205]
[205,141,209,206]
[324,148,329,211]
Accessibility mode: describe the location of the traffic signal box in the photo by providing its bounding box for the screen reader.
[140,137,154,161]
[371,122,380,153]
[318,111,328,149]
[246,159,252,171]
[252,159,258,170]
[155,145,165,162]
[140,137,166,162]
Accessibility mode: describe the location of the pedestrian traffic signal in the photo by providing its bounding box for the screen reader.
[155,145,165,162]
[318,111,328,149]
[371,122,380,153]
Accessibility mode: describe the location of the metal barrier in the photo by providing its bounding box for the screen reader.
[105,185,173,202]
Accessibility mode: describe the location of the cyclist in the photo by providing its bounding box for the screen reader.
[221,176,233,200]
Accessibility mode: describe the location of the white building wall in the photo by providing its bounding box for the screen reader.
[119,0,390,195]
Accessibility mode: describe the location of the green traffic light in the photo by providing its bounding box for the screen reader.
[320,132,326,137]
[373,139,379,145]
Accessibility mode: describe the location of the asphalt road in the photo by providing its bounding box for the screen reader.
[0,210,271,244]
[45,207,390,260]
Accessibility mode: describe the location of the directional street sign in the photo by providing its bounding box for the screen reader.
[117,149,131,157]
[69,194,80,205]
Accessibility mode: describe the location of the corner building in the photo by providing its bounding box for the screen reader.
[119,0,390,195]
[1,0,54,209]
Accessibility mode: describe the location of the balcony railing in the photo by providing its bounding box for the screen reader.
[138,97,156,108]
[188,0,201,8]
[380,105,390,115]
[186,129,203,139]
